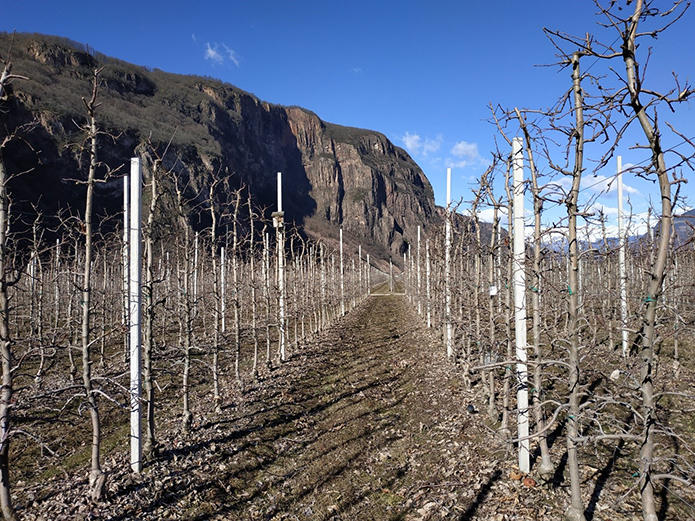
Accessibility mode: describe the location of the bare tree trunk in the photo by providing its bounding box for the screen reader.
[600,212,614,350]
[623,4,673,518]
[445,169,453,359]
[276,214,286,363]
[81,68,106,502]
[53,239,61,347]
[181,225,193,433]
[0,137,18,521]
[249,193,259,380]
[143,157,160,458]
[209,181,222,411]
[515,108,554,480]
[565,52,587,521]
[67,241,78,382]
[231,191,242,386]
[98,250,106,370]
[471,174,492,416]
[487,203,498,423]
[320,243,327,330]
[671,245,680,378]
[173,181,194,434]
[263,229,272,369]
[30,242,47,385]
[501,158,513,437]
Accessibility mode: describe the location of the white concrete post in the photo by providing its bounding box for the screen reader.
[123,173,129,352]
[320,243,327,327]
[512,137,530,473]
[193,231,199,312]
[221,246,226,333]
[351,258,356,308]
[404,252,407,295]
[128,157,142,473]
[389,257,393,293]
[445,167,453,359]
[358,245,362,296]
[426,238,431,328]
[417,226,422,315]
[617,156,628,357]
[275,172,286,361]
[340,228,345,315]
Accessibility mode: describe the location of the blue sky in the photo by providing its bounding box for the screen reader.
[3,1,694,237]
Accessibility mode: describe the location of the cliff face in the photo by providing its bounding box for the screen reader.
[286,109,434,260]
[0,33,434,265]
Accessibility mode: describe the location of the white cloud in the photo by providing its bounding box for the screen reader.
[222,44,241,67]
[447,140,488,169]
[401,132,442,157]
[192,33,197,42]
[204,42,241,67]
[477,207,508,224]
[446,159,471,169]
[583,174,639,195]
[402,132,422,152]
[352,67,363,74]
[204,42,224,64]
[451,141,479,160]
[424,134,442,154]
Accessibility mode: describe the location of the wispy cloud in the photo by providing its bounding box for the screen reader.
[400,132,442,157]
[204,42,241,67]
[424,135,442,155]
[192,33,197,42]
[204,42,224,64]
[222,44,240,67]
[352,67,363,74]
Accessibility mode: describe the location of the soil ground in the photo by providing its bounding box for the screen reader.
[14,292,695,520]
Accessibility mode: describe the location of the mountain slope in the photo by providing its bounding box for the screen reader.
[0,32,435,265]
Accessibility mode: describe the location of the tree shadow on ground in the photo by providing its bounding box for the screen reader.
[459,469,502,520]
[586,440,624,521]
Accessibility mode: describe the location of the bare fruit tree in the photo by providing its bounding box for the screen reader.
[0,38,30,521]
[545,2,694,518]
[77,66,107,502]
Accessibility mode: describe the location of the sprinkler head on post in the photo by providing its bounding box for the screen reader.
[272,211,284,229]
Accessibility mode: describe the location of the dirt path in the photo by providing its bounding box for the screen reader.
[145,292,543,521]
[28,293,576,520]
[215,293,481,520]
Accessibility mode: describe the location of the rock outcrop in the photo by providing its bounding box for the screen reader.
[0,32,434,266]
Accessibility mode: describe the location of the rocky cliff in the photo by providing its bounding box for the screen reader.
[0,33,434,266]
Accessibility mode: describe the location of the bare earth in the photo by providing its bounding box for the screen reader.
[18,293,679,520]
